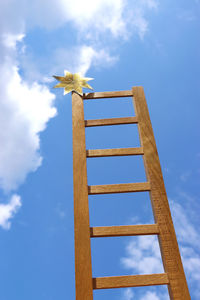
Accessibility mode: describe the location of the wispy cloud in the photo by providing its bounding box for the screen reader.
[139,291,161,300]
[121,235,163,274]
[0,194,21,229]
[170,200,200,249]
[180,171,191,182]
[17,0,158,40]
[53,45,118,76]
[121,194,200,299]
[177,8,198,22]
[122,288,170,300]
[56,203,66,219]
[170,198,200,297]
[122,288,134,300]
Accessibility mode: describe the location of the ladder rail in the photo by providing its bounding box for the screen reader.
[132,87,190,299]
[72,92,93,300]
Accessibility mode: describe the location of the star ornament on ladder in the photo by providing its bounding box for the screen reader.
[53,71,94,96]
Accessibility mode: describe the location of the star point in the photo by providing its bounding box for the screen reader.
[53,71,94,96]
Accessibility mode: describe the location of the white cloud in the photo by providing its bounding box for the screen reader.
[56,203,66,219]
[59,0,158,40]
[181,246,200,281]
[0,29,56,227]
[170,200,200,291]
[178,10,196,22]
[122,288,169,300]
[2,33,25,49]
[27,0,158,77]
[121,197,200,298]
[21,0,157,39]
[54,45,118,76]
[180,171,191,182]
[0,17,57,194]
[0,62,56,191]
[121,235,164,274]
[139,291,160,300]
[0,194,21,229]
[77,46,118,76]
[0,0,158,39]
[128,0,159,39]
[59,0,127,38]
[170,200,199,249]
[0,0,158,227]
[1,0,159,83]
[138,290,169,300]
[122,288,134,300]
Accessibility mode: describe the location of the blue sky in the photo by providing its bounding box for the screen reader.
[0,0,199,299]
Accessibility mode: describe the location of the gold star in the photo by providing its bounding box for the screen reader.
[53,70,93,96]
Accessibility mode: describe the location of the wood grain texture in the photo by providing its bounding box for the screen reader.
[132,87,191,299]
[72,92,93,300]
[85,116,138,127]
[86,147,144,157]
[88,182,150,195]
[93,274,169,289]
[90,224,159,238]
[83,90,133,99]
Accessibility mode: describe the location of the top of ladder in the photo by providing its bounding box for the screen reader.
[83,90,133,99]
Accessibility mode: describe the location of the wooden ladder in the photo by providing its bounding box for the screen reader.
[72,87,190,300]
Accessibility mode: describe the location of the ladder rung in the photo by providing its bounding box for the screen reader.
[90,224,159,238]
[83,90,133,99]
[86,147,144,157]
[93,273,169,289]
[85,117,138,127]
[88,182,151,195]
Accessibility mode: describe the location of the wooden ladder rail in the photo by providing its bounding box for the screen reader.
[72,88,190,300]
